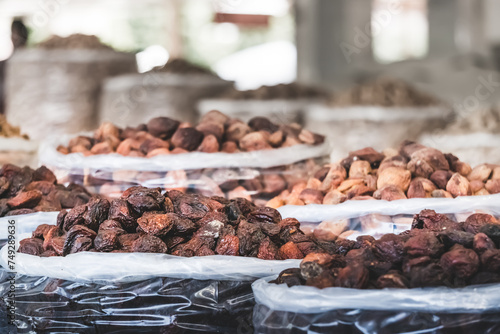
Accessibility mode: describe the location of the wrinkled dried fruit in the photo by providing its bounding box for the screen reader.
[94,230,120,252]
[137,212,176,236]
[63,225,97,255]
[131,234,168,253]
[171,127,204,151]
[440,244,479,279]
[147,117,180,139]
[404,233,444,258]
[18,238,44,255]
[473,233,496,254]
[464,213,498,234]
[7,190,42,209]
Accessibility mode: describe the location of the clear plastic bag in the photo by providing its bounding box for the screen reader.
[40,135,330,202]
[0,266,255,334]
[252,276,500,334]
[278,193,500,240]
[0,212,301,333]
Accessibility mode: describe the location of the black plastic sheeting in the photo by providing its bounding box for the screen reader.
[0,268,255,334]
[253,304,500,334]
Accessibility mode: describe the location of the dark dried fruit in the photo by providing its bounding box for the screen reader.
[137,212,175,236]
[94,230,120,252]
[275,268,305,287]
[18,238,44,255]
[7,190,42,209]
[257,237,279,260]
[473,233,496,254]
[464,213,498,234]
[62,204,87,232]
[481,249,500,273]
[177,195,210,221]
[215,234,240,256]
[147,117,180,139]
[440,244,479,279]
[109,199,137,232]
[337,264,370,289]
[131,234,168,253]
[123,186,164,215]
[171,127,204,151]
[83,197,110,231]
[372,234,405,264]
[63,225,97,255]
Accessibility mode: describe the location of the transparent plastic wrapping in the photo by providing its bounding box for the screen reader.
[0,245,300,283]
[0,266,255,333]
[40,135,330,202]
[278,193,500,240]
[253,276,500,334]
[0,212,301,333]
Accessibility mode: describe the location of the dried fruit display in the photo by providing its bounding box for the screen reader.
[151,58,219,78]
[0,164,90,217]
[49,110,327,202]
[19,186,330,258]
[215,83,329,100]
[273,209,500,289]
[267,140,500,208]
[37,34,112,50]
[330,77,441,107]
[57,110,325,156]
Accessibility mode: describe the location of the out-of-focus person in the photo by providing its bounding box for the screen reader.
[0,18,28,114]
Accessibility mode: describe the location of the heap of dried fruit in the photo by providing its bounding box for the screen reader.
[57,110,325,157]
[0,164,90,216]
[273,210,500,289]
[38,34,112,50]
[330,77,441,107]
[216,83,329,100]
[151,58,218,77]
[18,186,329,258]
[0,115,29,139]
[267,141,498,208]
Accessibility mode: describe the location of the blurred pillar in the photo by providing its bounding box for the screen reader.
[164,0,183,58]
[295,0,373,88]
[428,0,487,59]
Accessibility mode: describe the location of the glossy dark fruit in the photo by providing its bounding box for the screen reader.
[147,117,180,139]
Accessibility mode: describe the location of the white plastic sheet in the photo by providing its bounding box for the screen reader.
[253,276,500,314]
[0,213,300,283]
[40,134,331,172]
[278,193,500,223]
